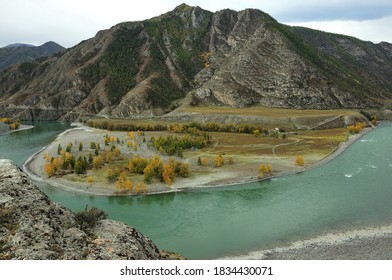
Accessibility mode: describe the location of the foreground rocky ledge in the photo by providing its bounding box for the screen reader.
[0,159,182,260]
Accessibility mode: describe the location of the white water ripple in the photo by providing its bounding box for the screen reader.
[344,167,363,178]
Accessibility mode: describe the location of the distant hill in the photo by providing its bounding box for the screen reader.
[4,43,36,48]
[0,41,65,70]
[0,4,392,122]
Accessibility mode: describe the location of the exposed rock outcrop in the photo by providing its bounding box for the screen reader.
[0,159,180,260]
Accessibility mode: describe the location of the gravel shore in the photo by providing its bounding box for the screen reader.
[220,225,392,260]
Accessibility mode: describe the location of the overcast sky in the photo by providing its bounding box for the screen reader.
[1,0,392,48]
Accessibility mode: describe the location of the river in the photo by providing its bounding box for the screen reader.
[1,121,392,259]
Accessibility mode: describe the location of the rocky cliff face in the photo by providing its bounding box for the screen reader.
[0,4,391,121]
[0,159,178,260]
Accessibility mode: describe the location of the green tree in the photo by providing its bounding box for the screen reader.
[88,153,93,163]
[74,160,84,175]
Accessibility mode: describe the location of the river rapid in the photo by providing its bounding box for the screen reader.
[1,121,392,259]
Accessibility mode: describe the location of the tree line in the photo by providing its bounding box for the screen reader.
[87,119,270,136]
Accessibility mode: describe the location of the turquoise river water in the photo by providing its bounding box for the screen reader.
[1,121,392,259]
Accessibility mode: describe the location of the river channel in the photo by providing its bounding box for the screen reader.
[1,121,391,259]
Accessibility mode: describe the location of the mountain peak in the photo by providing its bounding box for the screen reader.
[174,3,193,11]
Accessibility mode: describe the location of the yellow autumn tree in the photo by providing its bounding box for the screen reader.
[115,173,128,192]
[295,156,305,166]
[258,163,272,178]
[214,155,224,167]
[127,140,133,148]
[348,122,367,134]
[125,180,133,192]
[9,123,18,130]
[178,163,190,177]
[44,163,54,176]
[64,152,71,161]
[113,148,121,158]
[105,150,114,163]
[87,176,94,187]
[55,156,63,171]
[143,156,163,184]
[92,155,103,169]
[200,157,209,166]
[162,163,175,186]
[128,156,149,174]
[135,182,147,194]
[265,164,272,173]
[128,131,135,140]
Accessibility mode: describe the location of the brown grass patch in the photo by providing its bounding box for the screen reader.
[179,106,359,118]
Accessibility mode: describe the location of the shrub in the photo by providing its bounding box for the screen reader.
[107,168,120,182]
[87,176,94,186]
[295,156,305,166]
[75,206,108,234]
[200,157,209,166]
[258,163,272,178]
[214,155,224,167]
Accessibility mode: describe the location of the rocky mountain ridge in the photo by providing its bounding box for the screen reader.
[0,159,181,260]
[0,41,65,70]
[0,4,391,121]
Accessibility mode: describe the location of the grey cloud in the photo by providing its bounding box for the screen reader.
[275,3,392,22]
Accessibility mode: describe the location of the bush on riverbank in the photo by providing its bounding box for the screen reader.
[348,122,366,134]
[0,117,20,130]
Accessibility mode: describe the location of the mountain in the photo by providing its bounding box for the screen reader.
[4,43,36,48]
[0,41,65,70]
[0,4,391,121]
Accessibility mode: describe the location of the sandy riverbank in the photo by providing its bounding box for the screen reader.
[23,125,373,196]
